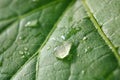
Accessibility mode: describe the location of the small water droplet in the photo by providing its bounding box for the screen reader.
[19,36,22,40]
[85,48,88,53]
[27,52,30,55]
[109,46,112,49]
[51,37,56,41]
[25,22,31,27]
[24,47,28,51]
[24,51,27,54]
[54,41,72,59]
[83,36,87,40]
[85,47,92,53]
[81,70,85,75]
[19,51,24,55]
[23,51,30,56]
[21,55,25,58]
[61,35,65,40]
[25,20,38,27]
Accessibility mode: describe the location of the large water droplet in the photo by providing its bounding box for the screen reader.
[54,41,72,59]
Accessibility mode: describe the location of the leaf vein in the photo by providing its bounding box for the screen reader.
[82,0,120,65]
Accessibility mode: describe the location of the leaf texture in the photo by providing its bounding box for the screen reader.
[0,0,120,80]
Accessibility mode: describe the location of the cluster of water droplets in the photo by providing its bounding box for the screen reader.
[51,20,83,59]
[72,21,81,31]
[19,47,30,58]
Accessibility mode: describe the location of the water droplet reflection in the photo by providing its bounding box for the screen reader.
[54,41,72,59]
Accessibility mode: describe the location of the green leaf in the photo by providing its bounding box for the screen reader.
[0,0,120,80]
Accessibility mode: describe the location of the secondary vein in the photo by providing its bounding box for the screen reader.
[9,1,72,80]
[82,0,120,65]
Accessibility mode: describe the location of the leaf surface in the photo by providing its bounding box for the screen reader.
[0,0,120,80]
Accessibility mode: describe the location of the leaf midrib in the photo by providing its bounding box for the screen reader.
[9,0,120,79]
[36,0,75,79]
[82,0,120,68]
